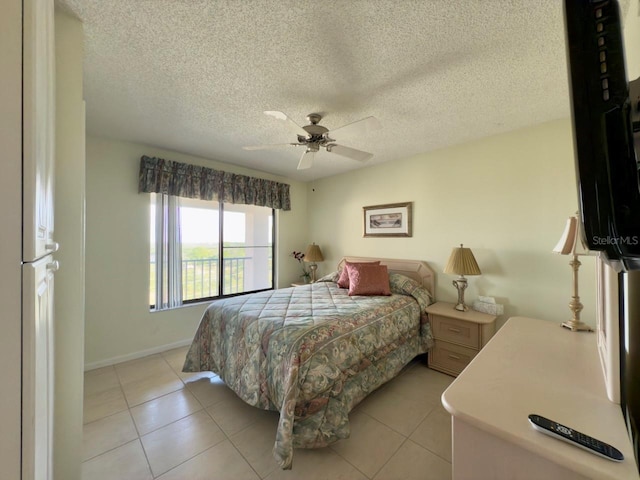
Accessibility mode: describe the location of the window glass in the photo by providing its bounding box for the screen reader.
[149,194,274,309]
[223,204,273,295]
[180,198,220,301]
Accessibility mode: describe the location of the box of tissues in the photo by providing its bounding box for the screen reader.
[473,296,504,316]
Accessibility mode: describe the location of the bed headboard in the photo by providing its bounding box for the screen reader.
[337,257,436,298]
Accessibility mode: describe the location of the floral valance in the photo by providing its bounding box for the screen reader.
[138,155,291,211]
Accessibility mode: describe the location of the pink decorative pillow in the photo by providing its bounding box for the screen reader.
[337,261,380,288]
[347,264,391,296]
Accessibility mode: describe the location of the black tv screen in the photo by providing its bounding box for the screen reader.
[563,0,640,271]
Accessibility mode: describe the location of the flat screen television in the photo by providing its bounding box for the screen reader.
[563,0,640,472]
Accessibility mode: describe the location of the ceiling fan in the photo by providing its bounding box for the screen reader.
[243,111,382,170]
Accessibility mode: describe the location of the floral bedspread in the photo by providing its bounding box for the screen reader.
[182,273,433,469]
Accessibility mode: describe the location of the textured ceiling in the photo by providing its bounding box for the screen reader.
[55,0,627,182]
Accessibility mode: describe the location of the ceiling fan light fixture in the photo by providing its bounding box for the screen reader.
[244,111,381,169]
[306,113,322,125]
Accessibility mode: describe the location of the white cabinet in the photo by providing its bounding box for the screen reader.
[442,317,639,480]
[1,0,56,479]
[21,1,57,479]
[22,257,56,480]
[23,0,56,261]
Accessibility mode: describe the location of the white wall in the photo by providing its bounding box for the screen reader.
[54,10,85,480]
[308,119,597,328]
[85,137,308,366]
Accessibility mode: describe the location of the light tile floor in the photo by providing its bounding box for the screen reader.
[82,347,454,480]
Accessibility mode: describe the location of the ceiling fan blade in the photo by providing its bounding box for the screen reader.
[327,116,381,139]
[264,111,308,137]
[297,150,315,170]
[242,143,298,151]
[327,144,374,162]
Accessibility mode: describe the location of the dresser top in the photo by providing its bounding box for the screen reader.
[425,301,497,323]
[442,316,639,480]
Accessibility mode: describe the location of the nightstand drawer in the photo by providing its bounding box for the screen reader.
[431,314,479,349]
[429,341,477,376]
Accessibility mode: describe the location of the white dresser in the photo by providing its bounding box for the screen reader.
[442,316,639,480]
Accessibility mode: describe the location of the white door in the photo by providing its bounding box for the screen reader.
[22,257,56,480]
[22,1,56,479]
[23,0,56,261]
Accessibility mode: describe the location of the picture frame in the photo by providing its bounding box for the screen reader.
[363,202,412,237]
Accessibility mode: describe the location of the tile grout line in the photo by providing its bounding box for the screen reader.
[144,354,200,479]
[222,435,264,480]
[328,409,409,480]
[148,355,236,478]
[410,407,454,464]
[82,354,187,477]
[150,438,229,479]
[197,392,275,479]
[372,436,411,480]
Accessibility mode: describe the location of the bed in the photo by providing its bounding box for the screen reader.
[182,257,436,469]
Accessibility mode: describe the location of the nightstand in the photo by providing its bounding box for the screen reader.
[425,301,497,377]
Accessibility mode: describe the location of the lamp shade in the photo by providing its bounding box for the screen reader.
[304,243,324,262]
[553,215,590,256]
[443,244,481,276]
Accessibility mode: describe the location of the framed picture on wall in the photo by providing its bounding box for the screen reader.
[363,202,412,237]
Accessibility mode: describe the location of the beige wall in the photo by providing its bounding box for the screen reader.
[0,1,24,478]
[307,119,597,328]
[624,0,640,80]
[84,104,609,364]
[85,137,308,366]
[54,11,85,480]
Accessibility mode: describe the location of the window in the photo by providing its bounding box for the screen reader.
[150,193,273,310]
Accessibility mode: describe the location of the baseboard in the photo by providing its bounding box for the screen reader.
[84,338,193,371]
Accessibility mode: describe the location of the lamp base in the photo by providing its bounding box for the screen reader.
[309,263,318,283]
[452,276,469,312]
[561,256,592,332]
[561,320,593,332]
[453,303,469,312]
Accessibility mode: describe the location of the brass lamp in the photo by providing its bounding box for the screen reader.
[304,243,324,283]
[443,244,482,311]
[553,214,592,332]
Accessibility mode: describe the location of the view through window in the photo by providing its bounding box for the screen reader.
[150,194,274,309]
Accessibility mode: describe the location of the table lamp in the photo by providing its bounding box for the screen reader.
[304,243,324,283]
[553,214,592,332]
[443,244,482,311]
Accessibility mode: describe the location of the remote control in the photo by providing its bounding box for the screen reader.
[528,414,624,462]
